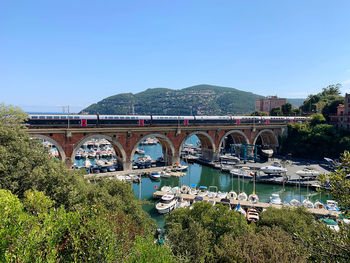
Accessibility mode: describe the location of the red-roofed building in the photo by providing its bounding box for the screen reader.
[330,94,350,130]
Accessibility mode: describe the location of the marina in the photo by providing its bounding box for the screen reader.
[44,135,338,227]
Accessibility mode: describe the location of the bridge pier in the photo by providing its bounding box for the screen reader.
[122,158,133,171]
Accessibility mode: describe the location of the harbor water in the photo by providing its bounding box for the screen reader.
[130,142,329,228]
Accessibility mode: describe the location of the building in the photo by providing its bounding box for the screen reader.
[330,93,350,130]
[255,96,287,113]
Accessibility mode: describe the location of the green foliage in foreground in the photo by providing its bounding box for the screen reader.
[0,104,177,262]
[0,189,176,263]
[166,203,350,263]
[280,115,350,159]
[319,151,350,215]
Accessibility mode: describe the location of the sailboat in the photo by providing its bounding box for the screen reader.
[248,173,259,203]
[237,169,248,201]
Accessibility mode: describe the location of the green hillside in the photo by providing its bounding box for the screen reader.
[81,84,304,115]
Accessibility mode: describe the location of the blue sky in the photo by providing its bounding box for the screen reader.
[1,0,350,112]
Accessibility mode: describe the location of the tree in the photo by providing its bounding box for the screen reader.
[250,111,268,116]
[319,151,350,214]
[282,103,292,115]
[270,107,283,116]
[215,227,307,263]
[310,113,326,126]
[165,202,251,262]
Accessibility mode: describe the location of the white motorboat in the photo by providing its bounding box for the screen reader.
[326,200,340,211]
[269,193,282,204]
[172,164,188,172]
[217,191,228,199]
[124,175,132,182]
[207,191,217,198]
[170,187,180,195]
[197,186,208,197]
[296,168,320,178]
[149,172,161,180]
[176,198,190,208]
[135,148,145,155]
[161,186,172,192]
[261,148,273,158]
[230,168,254,179]
[180,185,190,194]
[160,170,171,178]
[260,162,287,175]
[290,199,301,207]
[237,192,248,201]
[156,194,177,214]
[189,184,198,195]
[302,199,314,209]
[84,159,92,168]
[227,191,237,200]
[207,186,218,198]
[248,194,259,203]
[220,154,240,164]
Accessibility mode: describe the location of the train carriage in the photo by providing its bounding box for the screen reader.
[26,114,309,128]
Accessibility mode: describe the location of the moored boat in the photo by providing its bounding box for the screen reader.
[230,168,254,179]
[296,168,320,178]
[149,172,161,180]
[260,162,287,175]
[227,191,238,200]
[189,184,198,195]
[197,186,208,197]
[180,185,190,194]
[156,194,177,214]
[248,193,259,203]
[237,192,248,201]
[176,197,190,208]
[326,200,340,211]
[302,199,314,209]
[161,186,172,192]
[289,199,301,207]
[269,193,282,204]
[314,200,326,209]
[246,207,259,223]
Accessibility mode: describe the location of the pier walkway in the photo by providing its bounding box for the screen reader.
[152,191,339,218]
[84,166,184,180]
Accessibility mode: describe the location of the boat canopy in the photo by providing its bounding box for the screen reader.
[199,186,208,190]
[190,184,197,188]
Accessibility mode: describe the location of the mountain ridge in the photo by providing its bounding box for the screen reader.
[81,84,304,115]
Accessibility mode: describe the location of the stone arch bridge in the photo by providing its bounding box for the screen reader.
[28,124,287,170]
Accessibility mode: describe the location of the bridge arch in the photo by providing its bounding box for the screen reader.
[218,130,250,153]
[30,134,66,161]
[131,133,175,166]
[253,129,279,150]
[180,131,216,160]
[72,134,126,166]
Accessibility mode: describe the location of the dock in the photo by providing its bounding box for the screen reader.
[152,191,339,218]
[84,166,185,180]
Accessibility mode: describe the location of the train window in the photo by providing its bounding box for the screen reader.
[46,116,52,119]
[39,116,45,119]
[74,116,79,119]
[108,117,113,119]
[69,116,74,119]
[31,116,38,119]
[61,116,67,119]
[119,116,124,119]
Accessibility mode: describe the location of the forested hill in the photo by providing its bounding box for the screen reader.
[81,84,302,115]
